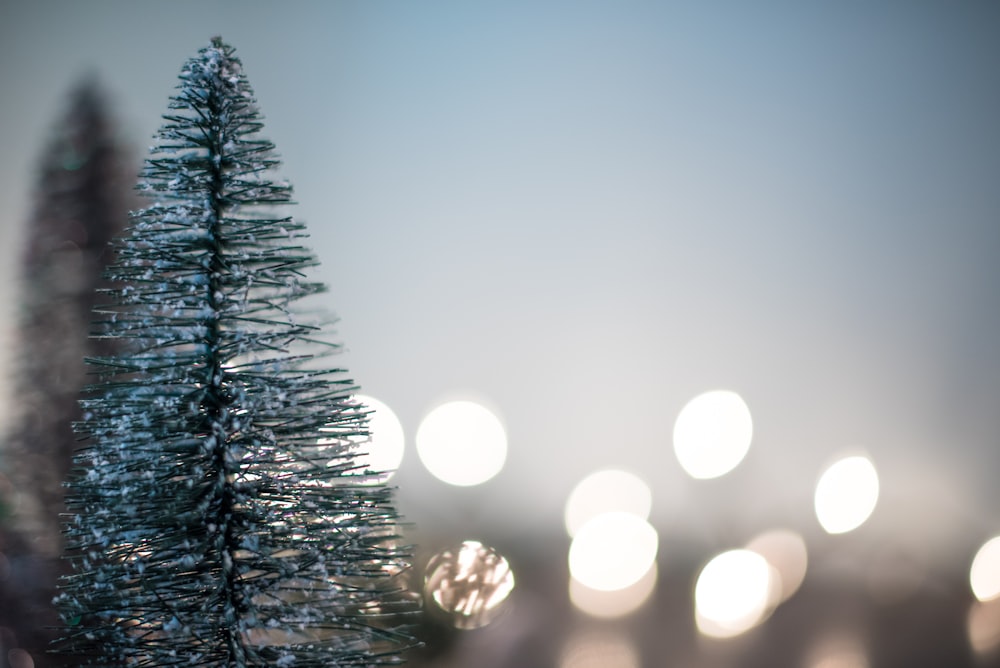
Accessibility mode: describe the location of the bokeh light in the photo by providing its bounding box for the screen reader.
[694,549,772,638]
[806,638,870,668]
[424,540,515,630]
[968,597,1000,656]
[564,469,652,537]
[569,562,658,619]
[811,652,869,668]
[568,512,658,592]
[350,394,405,483]
[6,649,34,668]
[745,528,808,605]
[970,536,1000,602]
[673,390,753,479]
[559,632,640,668]
[814,455,879,534]
[415,400,507,487]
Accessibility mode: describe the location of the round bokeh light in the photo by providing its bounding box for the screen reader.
[673,390,753,480]
[424,540,515,629]
[814,455,879,534]
[970,536,1000,603]
[416,400,507,487]
[745,528,808,605]
[350,394,405,483]
[564,469,652,538]
[569,561,658,619]
[695,549,772,638]
[568,512,658,592]
[559,632,640,668]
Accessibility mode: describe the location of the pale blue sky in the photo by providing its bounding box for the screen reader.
[1,1,998,564]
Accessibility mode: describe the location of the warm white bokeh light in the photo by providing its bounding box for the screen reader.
[806,638,870,668]
[568,512,658,592]
[970,536,1000,602]
[559,632,640,668]
[746,529,808,605]
[6,649,34,668]
[968,597,1000,656]
[695,549,772,638]
[350,394,405,483]
[814,455,879,534]
[415,400,507,487]
[673,390,753,479]
[569,562,658,619]
[564,469,652,538]
[810,652,869,668]
[424,540,515,630]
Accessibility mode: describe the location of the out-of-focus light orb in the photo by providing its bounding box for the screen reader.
[814,455,879,534]
[564,469,652,538]
[559,632,640,668]
[6,649,34,668]
[811,652,869,668]
[415,400,507,486]
[807,639,870,668]
[569,562,657,618]
[568,512,658,592]
[349,395,405,483]
[673,390,753,479]
[968,597,1000,656]
[745,529,808,605]
[424,540,515,630]
[970,536,1000,602]
[695,549,772,638]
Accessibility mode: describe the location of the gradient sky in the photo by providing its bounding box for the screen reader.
[1,1,998,569]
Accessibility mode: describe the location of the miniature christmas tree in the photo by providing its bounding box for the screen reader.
[0,78,131,668]
[56,38,416,666]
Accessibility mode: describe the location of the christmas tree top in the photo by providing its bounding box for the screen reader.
[57,37,417,667]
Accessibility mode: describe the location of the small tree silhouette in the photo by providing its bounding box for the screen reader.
[0,78,131,668]
[55,39,416,666]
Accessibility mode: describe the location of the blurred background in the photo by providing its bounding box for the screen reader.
[1,1,999,666]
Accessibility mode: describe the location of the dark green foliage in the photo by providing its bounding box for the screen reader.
[55,38,416,666]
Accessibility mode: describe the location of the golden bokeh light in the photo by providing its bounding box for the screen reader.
[814,455,879,534]
[563,469,652,538]
[568,512,658,592]
[970,536,1000,602]
[694,549,772,639]
[569,562,658,619]
[673,390,753,480]
[424,540,515,630]
[415,400,507,487]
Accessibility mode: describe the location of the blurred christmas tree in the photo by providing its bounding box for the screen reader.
[55,38,416,666]
[0,78,132,668]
